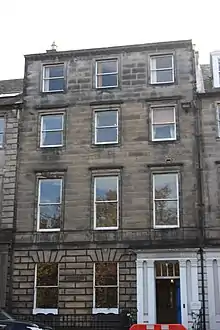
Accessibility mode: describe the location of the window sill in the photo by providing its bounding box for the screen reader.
[150,81,175,85]
[94,227,118,231]
[42,90,64,94]
[33,308,58,315]
[37,228,61,232]
[92,308,119,314]
[154,225,180,229]
[93,142,119,147]
[152,138,176,142]
[95,86,119,90]
[40,145,64,148]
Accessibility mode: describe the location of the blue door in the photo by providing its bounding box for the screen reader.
[175,279,182,324]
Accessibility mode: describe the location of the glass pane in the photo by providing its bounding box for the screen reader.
[48,78,64,91]
[96,111,117,127]
[155,56,173,69]
[96,128,117,143]
[95,262,117,285]
[161,263,167,276]
[40,179,62,203]
[36,287,58,308]
[155,200,178,226]
[0,133,3,147]
[0,118,4,133]
[97,61,117,74]
[37,263,58,286]
[42,115,63,130]
[174,262,180,277]
[156,70,173,83]
[95,202,117,227]
[168,263,174,277]
[45,65,64,78]
[154,174,178,199]
[39,205,61,229]
[153,124,175,140]
[152,108,174,124]
[97,74,118,88]
[155,262,161,277]
[95,287,117,308]
[95,177,118,201]
[42,131,63,146]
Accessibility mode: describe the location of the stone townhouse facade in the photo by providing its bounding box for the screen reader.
[196,50,220,330]
[0,79,23,309]
[11,40,203,328]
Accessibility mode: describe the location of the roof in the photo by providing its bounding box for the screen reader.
[0,79,23,106]
[25,39,193,60]
[0,79,23,94]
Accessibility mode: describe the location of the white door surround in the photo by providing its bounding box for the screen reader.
[136,249,199,329]
[205,249,220,330]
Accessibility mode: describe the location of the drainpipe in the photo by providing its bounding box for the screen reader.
[192,49,206,330]
[7,103,22,313]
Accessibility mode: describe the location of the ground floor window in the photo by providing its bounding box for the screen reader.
[34,263,59,314]
[93,262,119,312]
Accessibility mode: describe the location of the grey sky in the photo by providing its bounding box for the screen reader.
[1,0,219,80]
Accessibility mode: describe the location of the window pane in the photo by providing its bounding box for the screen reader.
[97,61,117,74]
[168,262,174,277]
[40,179,62,203]
[155,200,178,226]
[154,174,178,199]
[152,108,174,124]
[96,128,118,143]
[156,70,173,83]
[42,115,63,131]
[37,263,58,286]
[0,133,3,147]
[155,56,173,69]
[36,287,58,308]
[48,78,64,91]
[95,262,117,285]
[95,287,117,308]
[42,131,63,146]
[96,111,117,127]
[0,118,4,133]
[45,66,64,78]
[97,74,118,88]
[153,124,175,140]
[39,205,61,229]
[161,263,167,276]
[174,262,180,277]
[95,177,118,201]
[96,202,117,227]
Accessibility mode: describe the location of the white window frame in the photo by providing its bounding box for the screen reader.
[150,54,174,84]
[151,106,176,141]
[94,109,119,145]
[216,104,220,137]
[153,172,179,229]
[95,59,118,89]
[33,263,59,315]
[40,113,64,148]
[94,176,119,230]
[211,52,220,88]
[37,178,62,232]
[0,118,5,148]
[92,262,119,314]
[42,64,64,93]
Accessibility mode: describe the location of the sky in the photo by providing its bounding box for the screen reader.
[1,0,219,80]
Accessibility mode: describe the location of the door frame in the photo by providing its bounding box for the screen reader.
[136,249,199,329]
